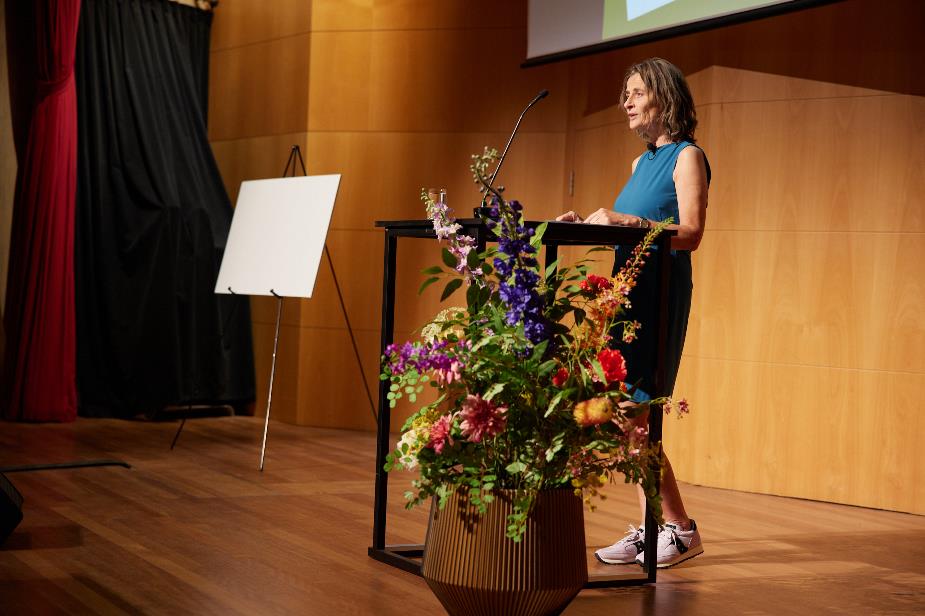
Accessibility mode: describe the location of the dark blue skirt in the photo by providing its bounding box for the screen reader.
[611,247,692,401]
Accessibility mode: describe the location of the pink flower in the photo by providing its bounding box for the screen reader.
[665,397,691,418]
[436,360,463,385]
[427,414,455,453]
[459,394,508,443]
[621,320,640,343]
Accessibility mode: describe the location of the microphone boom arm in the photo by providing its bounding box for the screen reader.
[485,90,549,196]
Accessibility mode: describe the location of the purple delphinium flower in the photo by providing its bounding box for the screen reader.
[385,339,467,377]
[486,199,549,344]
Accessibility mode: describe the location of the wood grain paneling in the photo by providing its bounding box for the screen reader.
[210,0,311,51]
[686,229,925,374]
[693,65,892,106]
[210,132,309,204]
[307,28,569,133]
[701,94,925,233]
[309,0,524,32]
[668,356,925,514]
[291,326,380,430]
[208,34,310,141]
[303,131,567,230]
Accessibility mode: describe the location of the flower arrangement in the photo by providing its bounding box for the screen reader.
[382,148,688,540]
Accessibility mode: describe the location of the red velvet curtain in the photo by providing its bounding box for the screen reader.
[2,0,81,421]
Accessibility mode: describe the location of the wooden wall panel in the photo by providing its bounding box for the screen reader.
[209,0,312,51]
[307,29,569,133]
[309,0,524,32]
[208,34,311,141]
[670,357,925,514]
[702,93,925,233]
[298,231,465,335]
[303,132,566,230]
[661,68,923,514]
[210,132,309,204]
[289,325,437,432]
[686,229,925,374]
[292,326,380,431]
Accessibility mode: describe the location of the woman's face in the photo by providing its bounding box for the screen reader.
[623,73,660,135]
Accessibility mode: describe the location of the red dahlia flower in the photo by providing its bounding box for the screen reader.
[596,348,627,383]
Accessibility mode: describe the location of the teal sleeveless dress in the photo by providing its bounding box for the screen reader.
[611,141,711,401]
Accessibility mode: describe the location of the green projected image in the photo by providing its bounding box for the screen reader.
[603,0,787,41]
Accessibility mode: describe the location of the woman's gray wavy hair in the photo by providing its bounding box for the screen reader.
[622,57,698,144]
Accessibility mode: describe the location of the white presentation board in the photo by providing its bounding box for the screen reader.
[215,174,341,298]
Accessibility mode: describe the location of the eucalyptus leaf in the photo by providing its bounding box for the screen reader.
[538,359,557,377]
[530,222,548,249]
[544,258,561,279]
[441,247,457,268]
[483,382,505,401]
[589,358,607,385]
[418,276,439,295]
[466,283,480,310]
[440,278,463,301]
[505,461,527,474]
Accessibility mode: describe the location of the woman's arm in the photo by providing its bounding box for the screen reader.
[670,146,708,251]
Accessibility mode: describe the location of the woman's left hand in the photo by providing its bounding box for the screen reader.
[584,208,637,226]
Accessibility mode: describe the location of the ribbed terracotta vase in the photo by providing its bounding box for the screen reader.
[422,488,587,616]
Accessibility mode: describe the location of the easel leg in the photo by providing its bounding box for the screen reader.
[260,293,283,471]
[170,418,187,450]
[324,244,377,422]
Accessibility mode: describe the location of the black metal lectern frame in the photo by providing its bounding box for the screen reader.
[368,218,676,587]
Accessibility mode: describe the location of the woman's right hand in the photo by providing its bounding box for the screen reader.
[555,210,583,222]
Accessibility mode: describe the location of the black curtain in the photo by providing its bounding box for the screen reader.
[74,0,255,417]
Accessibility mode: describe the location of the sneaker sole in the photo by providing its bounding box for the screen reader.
[636,544,704,569]
[594,552,638,566]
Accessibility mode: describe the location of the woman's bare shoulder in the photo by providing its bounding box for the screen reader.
[631,154,643,173]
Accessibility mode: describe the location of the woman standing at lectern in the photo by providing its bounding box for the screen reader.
[557,57,710,568]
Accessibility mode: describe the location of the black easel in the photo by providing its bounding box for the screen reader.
[280,145,376,423]
[253,146,376,470]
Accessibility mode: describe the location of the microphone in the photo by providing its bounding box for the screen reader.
[481,90,549,208]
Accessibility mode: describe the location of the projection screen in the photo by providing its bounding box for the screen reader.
[525,0,839,65]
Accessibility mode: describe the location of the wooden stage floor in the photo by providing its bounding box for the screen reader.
[1,416,923,615]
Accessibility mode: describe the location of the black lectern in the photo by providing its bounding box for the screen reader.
[368,218,675,587]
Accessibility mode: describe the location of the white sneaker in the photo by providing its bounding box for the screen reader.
[635,519,703,568]
[594,525,645,565]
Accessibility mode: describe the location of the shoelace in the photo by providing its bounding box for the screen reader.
[622,524,643,541]
[659,525,688,549]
